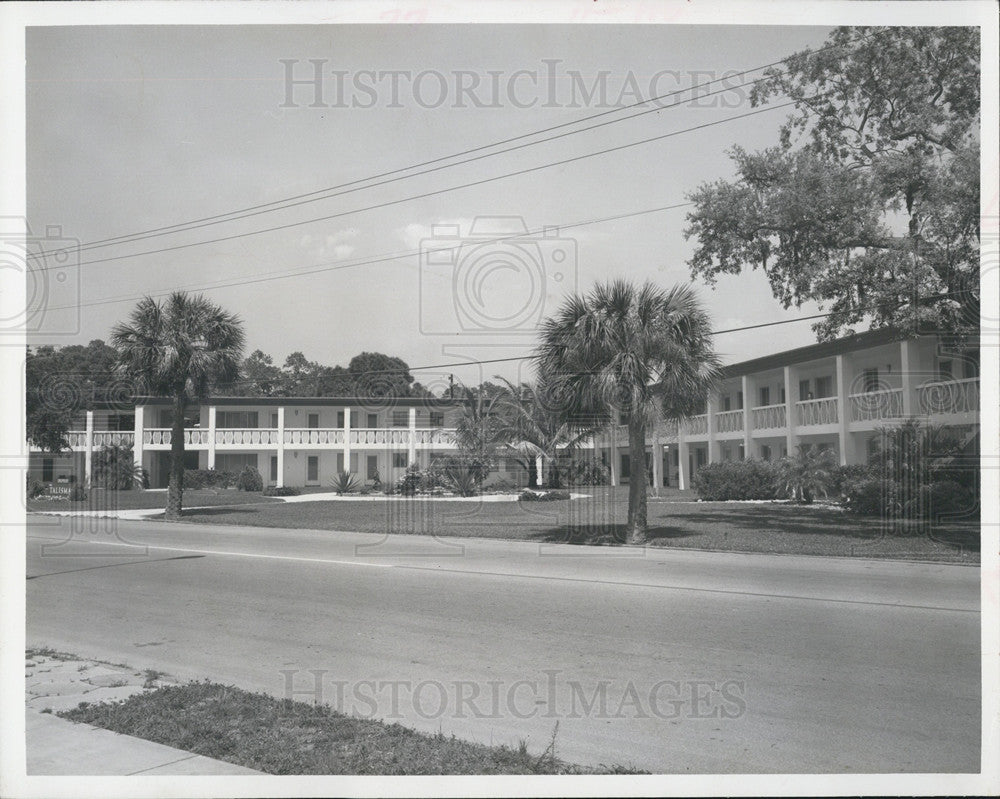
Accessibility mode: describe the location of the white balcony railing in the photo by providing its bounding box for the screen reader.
[142,428,211,446]
[217,428,280,446]
[795,397,838,426]
[917,377,979,415]
[849,389,903,422]
[351,428,411,446]
[413,429,456,446]
[683,414,708,436]
[93,431,135,448]
[751,404,786,430]
[715,409,744,433]
[284,428,345,446]
[66,431,87,448]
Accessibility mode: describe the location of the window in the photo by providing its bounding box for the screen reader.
[217,411,259,429]
[738,444,745,460]
[429,411,445,428]
[367,456,379,480]
[307,413,320,429]
[814,376,833,398]
[779,386,786,404]
[736,391,743,411]
[367,413,379,428]
[799,379,811,401]
[722,395,731,412]
[337,411,345,427]
[307,456,319,482]
[863,368,880,393]
[42,459,53,482]
[270,412,279,429]
[270,456,278,483]
[393,453,408,468]
[216,454,258,472]
[392,410,408,427]
[620,454,631,478]
[759,386,770,407]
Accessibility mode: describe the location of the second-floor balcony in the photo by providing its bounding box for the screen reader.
[917,377,979,416]
[751,403,786,431]
[714,409,744,434]
[795,397,839,427]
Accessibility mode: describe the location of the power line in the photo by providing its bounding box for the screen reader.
[34,28,887,258]
[44,201,692,312]
[33,100,797,272]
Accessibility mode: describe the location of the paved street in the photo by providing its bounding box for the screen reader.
[26,516,980,773]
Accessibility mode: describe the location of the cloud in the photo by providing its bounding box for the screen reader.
[298,227,360,261]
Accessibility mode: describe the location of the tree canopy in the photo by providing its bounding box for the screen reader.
[685,26,980,341]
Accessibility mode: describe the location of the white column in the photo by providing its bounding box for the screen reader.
[342,406,352,475]
[133,405,144,475]
[207,405,217,470]
[408,406,417,467]
[835,355,851,466]
[706,396,718,464]
[607,427,618,487]
[535,455,545,487]
[678,431,689,491]
[651,429,662,496]
[900,339,916,417]
[783,366,796,457]
[276,406,285,488]
[741,375,752,460]
[84,410,94,487]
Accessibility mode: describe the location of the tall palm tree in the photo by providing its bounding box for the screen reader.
[451,385,508,485]
[111,293,245,519]
[493,377,603,488]
[537,280,721,544]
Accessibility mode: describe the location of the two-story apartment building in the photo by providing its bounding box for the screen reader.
[595,327,979,490]
[28,328,979,492]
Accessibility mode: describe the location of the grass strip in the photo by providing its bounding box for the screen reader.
[60,680,645,775]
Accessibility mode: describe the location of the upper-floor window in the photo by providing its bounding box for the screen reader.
[337,410,350,427]
[863,368,880,393]
[429,411,445,428]
[367,413,379,428]
[307,413,320,429]
[270,412,279,429]
[722,395,731,412]
[799,379,812,401]
[217,411,259,429]
[392,410,409,427]
[759,386,770,407]
[736,391,743,411]
[814,376,833,398]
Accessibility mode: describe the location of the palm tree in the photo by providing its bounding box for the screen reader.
[111,293,245,519]
[451,385,507,485]
[537,280,721,544]
[493,377,603,488]
[780,445,838,504]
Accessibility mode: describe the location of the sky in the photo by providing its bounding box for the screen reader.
[24,22,879,390]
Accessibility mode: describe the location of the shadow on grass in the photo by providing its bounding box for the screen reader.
[176,507,263,518]
[529,523,701,546]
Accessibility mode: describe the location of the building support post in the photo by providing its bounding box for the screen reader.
[408,406,417,468]
[535,455,545,488]
[84,410,94,488]
[706,396,718,464]
[651,429,662,496]
[276,406,285,488]
[343,406,352,475]
[900,339,916,417]
[207,405,217,471]
[678,429,689,491]
[835,355,852,465]
[133,405,144,480]
[783,366,797,458]
[741,375,752,460]
[608,427,618,487]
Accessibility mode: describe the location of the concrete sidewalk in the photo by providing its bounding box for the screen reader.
[25,651,260,776]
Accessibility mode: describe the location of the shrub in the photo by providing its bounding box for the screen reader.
[92,445,147,490]
[779,447,838,504]
[913,480,976,520]
[68,484,87,502]
[26,475,45,500]
[691,460,781,501]
[831,463,873,498]
[332,471,359,495]
[235,465,264,492]
[395,464,423,496]
[263,486,301,497]
[519,489,571,501]
[183,469,239,490]
[564,460,610,486]
[444,464,481,497]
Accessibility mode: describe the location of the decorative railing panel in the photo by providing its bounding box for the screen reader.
[849,389,902,422]
[350,428,410,446]
[93,431,135,448]
[917,378,979,416]
[682,414,708,436]
[795,397,838,426]
[715,409,744,433]
[751,404,786,430]
[216,428,279,446]
[284,429,345,446]
[413,429,457,446]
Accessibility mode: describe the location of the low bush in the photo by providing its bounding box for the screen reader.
[564,460,610,487]
[691,460,781,501]
[68,484,87,502]
[913,480,976,520]
[262,486,300,497]
[235,465,264,493]
[332,471,359,495]
[841,475,889,516]
[519,489,571,502]
[395,464,423,496]
[184,469,239,490]
[26,476,45,500]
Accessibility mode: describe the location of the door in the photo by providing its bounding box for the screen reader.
[307,456,319,483]
[367,455,379,481]
[307,413,320,429]
[270,456,278,484]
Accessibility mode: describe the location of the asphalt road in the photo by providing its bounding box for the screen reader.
[26,515,981,773]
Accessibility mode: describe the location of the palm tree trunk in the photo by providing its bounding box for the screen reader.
[165,393,186,520]
[626,415,648,545]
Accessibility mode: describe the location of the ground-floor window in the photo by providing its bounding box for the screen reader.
[42,458,53,482]
[307,456,319,482]
[216,453,258,472]
[367,456,378,480]
[270,456,278,483]
[393,453,407,468]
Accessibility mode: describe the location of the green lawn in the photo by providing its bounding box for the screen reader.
[163,486,979,563]
[28,488,281,512]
